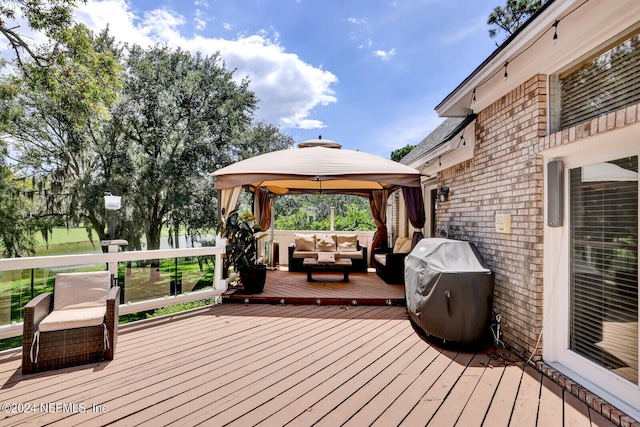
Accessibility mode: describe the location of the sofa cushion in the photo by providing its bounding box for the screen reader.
[337,234,357,252]
[292,250,318,259]
[294,234,315,252]
[337,250,363,259]
[38,307,107,332]
[53,271,111,311]
[315,234,336,252]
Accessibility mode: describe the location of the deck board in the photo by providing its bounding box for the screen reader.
[510,365,543,427]
[0,303,622,427]
[225,269,405,306]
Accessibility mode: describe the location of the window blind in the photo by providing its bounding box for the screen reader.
[557,34,640,131]
[569,156,638,385]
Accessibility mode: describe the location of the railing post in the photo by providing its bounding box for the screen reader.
[215,236,227,292]
[100,239,129,280]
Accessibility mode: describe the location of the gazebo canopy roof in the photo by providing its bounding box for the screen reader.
[212,139,423,196]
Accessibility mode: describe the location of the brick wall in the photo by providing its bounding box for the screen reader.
[438,75,547,359]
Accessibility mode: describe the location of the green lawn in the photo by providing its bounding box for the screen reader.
[35,227,99,247]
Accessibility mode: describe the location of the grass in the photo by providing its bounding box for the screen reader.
[1,256,216,325]
[35,227,100,247]
[0,227,219,351]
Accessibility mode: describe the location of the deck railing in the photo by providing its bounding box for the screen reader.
[0,246,226,339]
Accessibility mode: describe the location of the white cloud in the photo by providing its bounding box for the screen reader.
[194,9,207,31]
[223,22,233,31]
[373,48,396,61]
[75,0,338,130]
[347,17,368,25]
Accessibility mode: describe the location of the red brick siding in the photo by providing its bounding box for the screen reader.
[438,75,547,359]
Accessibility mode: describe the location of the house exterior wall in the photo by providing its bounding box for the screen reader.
[438,75,547,358]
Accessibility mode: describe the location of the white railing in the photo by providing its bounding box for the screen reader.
[0,246,226,340]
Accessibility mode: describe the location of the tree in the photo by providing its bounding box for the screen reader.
[1,26,122,249]
[391,144,415,162]
[0,158,37,257]
[114,45,259,250]
[0,0,83,68]
[487,0,542,42]
[181,121,293,246]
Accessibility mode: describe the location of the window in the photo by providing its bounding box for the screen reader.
[550,31,640,133]
[569,156,638,384]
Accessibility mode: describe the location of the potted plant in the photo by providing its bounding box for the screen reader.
[218,209,267,294]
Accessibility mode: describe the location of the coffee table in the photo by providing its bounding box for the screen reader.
[303,258,352,282]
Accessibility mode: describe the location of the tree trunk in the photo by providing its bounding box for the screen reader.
[147,222,163,280]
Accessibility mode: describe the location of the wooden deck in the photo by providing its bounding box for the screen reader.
[0,303,620,426]
[224,269,405,306]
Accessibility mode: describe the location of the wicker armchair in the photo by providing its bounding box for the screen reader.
[373,247,409,284]
[22,271,120,374]
[373,236,413,284]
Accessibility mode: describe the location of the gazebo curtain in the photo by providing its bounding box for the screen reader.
[369,189,388,266]
[402,186,426,249]
[254,188,271,231]
[220,187,241,219]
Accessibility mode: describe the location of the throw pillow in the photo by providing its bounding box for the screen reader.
[393,237,408,253]
[317,252,336,263]
[315,234,336,252]
[337,234,357,252]
[295,233,315,252]
[399,238,413,253]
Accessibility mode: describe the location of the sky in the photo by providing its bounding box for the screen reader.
[68,0,504,158]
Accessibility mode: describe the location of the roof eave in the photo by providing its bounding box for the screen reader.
[435,0,558,117]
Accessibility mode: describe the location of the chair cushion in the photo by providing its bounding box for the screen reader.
[337,234,357,252]
[315,234,336,252]
[38,307,107,332]
[374,254,387,266]
[53,271,111,311]
[294,234,315,251]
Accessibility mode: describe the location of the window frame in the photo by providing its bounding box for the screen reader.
[542,126,640,418]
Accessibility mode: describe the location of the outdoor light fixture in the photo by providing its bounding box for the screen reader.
[503,61,509,81]
[437,186,450,202]
[104,193,122,240]
[552,20,559,45]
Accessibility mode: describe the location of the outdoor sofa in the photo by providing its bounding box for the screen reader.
[288,233,368,272]
[22,271,119,374]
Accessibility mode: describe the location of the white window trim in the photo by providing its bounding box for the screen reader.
[542,122,640,419]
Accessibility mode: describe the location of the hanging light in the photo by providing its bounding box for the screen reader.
[104,193,122,240]
[552,20,559,45]
[104,193,121,211]
[503,61,509,81]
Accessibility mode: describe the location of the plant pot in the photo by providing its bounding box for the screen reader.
[239,264,267,294]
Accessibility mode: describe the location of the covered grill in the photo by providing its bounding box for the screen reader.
[405,238,494,345]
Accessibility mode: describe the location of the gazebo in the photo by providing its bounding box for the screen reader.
[212,138,427,259]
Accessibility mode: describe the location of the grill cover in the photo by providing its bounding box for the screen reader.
[405,238,494,344]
